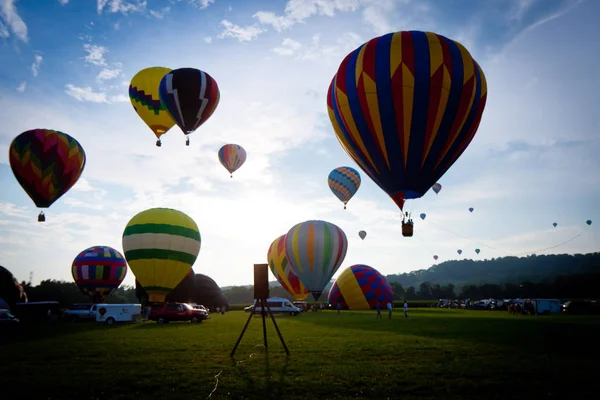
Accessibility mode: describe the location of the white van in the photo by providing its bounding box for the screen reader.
[95,304,142,324]
[249,297,301,316]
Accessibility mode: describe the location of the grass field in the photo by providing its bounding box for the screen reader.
[2,309,599,399]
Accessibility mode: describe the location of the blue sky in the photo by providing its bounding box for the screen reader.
[1,0,598,288]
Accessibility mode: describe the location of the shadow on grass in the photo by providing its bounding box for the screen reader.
[0,321,121,343]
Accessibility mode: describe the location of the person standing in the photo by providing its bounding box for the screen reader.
[337,302,341,315]
[404,301,409,318]
[387,301,393,319]
[376,301,382,319]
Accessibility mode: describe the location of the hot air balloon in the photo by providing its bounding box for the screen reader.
[358,230,367,240]
[469,207,474,213]
[433,255,438,260]
[327,30,487,221]
[218,144,247,178]
[420,213,426,220]
[553,222,558,228]
[432,183,442,194]
[586,220,592,226]
[129,67,176,147]
[327,166,361,209]
[0,266,28,311]
[9,129,86,221]
[158,68,220,146]
[71,246,128,303]
[475,248,480,255]
[328,265,393,310]
[284,220,348,301]
[457,249,462,255]
[267,235,309,301]
[122,208,201,302]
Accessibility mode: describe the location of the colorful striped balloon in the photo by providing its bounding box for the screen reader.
[71,246,128,303]
[122,208,201,302]
[327,31,488,212]
[328,265,393,310]
[284,220,348,301]
[267,235,309,301]
[327,166,361,209]
[218,144,247,177]
[9,129,86,212]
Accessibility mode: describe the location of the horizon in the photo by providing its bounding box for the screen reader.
[1,0,599,289]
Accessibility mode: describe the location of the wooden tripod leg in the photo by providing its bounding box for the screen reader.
[230,303,256,357]
[264,302,290,355]
[260,298,268,349]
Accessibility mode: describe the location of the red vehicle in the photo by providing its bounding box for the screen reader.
[149,302,208,324]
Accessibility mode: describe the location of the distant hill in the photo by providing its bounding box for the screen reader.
[385,252,600,289]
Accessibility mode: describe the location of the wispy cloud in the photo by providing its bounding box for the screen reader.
[149,6,170,19]
[218,20,264,42]
[272,38,302,56]
[96,63,122,80]
[58,0,69,5]
[0,0,28,43]
[83,43,108,66]
[96,0,147,15]
[15,81,26,92]
[64,84,127,103]
[31,55,42,77]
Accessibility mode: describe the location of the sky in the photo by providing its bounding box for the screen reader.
[1,0,599,289]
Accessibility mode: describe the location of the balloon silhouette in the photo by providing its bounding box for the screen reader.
[553,222,558,228]
[586,220,592,226]
[358,230,367,240]
[433,255,438,260]
[420,213,426,220]
[432,183,442,194]
[469,207,474,213]
[457,249,462,255]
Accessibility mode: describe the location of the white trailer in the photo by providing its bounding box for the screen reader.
[533,299,561,314]
[95,304,142,324]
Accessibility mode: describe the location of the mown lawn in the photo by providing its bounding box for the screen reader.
[1,309,599,399]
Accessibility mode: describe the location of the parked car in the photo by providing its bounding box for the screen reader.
[245,297,302,316]
[0,309,20,325]
[62,304,97,321]
[191,304,209,314]
[149,302,208,323]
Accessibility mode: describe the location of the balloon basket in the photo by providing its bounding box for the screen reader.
[402,223,413,237]
[38,212,46,222]
[186,137,190,146]
[156,139,162,147]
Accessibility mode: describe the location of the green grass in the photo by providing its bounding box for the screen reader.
[1,309,599,399]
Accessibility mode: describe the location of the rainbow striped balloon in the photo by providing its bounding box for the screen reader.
[328,265,393,310]
[267,234,309,301]
[284,220,348,301]
[327,166,361,209]
[122,208,201,302]
[72,246,128,302]
[218,144,247,177]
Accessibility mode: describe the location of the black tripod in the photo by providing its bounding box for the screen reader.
[230,298,290,357]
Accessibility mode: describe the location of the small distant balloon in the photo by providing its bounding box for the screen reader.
[586,220,592,226]
[475,249,480,255]
[553,222,558,228]
[420,213,426,220]
[433,255,438,261]
[328,166,361,209]
[218,144,247,177]
[358,230,367,240]
[469,207,474,213]
[432,183,442,194]
[457,249,462,255]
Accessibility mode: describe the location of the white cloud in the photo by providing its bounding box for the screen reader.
[97,63,122,80]
[97,0,147,15]
[64,84,109,103]
[204,36,212,43]
[272,38,302,56]
[149,6,170,19]
[196,0,215,9]
[31,54,42,77]
[15,81,26,92]
[83,43,108,66]
[58,0,69,5]
[218,20,264,42]
[0,0,28,43]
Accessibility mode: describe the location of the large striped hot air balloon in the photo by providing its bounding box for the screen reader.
[158,68,220,146]
[122,208,201,302]
[327,166,361,209]
[71,246,128,303]
[284,220,348,301]
[328,265,393,310]
[327,31,488,213]
[129,67,176,147]
[9,129,86,221]
[218,144,247,178]
[267,235,309,301]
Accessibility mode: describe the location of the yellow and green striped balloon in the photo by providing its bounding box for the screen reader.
[122,208,201,302]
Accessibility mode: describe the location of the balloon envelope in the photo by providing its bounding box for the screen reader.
[327,166,361,207]
[553,222,558,227]
[328,265,393,310]
[327,31,487,211]
[433,255,438,260]
[475,248,480,254]
[122,208,201,302]
[432,183,442,194]
[586,220,592,226]
[469,207,474,213]
[0,266,28,310]
[9,129,86,209]
[284,220,348,301]
[218,144,247,176]
[457,249,462,255]
[129,67,176,139]
[358,230,367,240]
[158,68,220,135]
[267,235,309,301]
[420,213,426,220]
[72,246,128,302]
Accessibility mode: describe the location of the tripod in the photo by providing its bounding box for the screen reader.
[230,298,290,357]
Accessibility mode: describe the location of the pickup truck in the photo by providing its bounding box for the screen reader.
[149,302,208,323]
[62,304,97,321]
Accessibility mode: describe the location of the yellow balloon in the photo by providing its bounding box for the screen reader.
[122,208,201,302]
[129,67,176,140]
